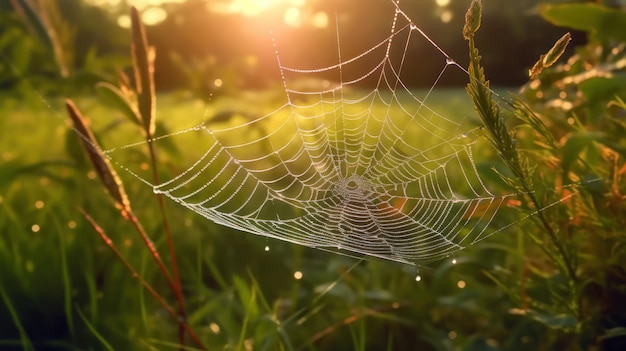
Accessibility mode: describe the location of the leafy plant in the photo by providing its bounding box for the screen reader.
[465,0,626,349]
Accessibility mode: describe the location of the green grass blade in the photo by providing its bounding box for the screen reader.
[55,216,75,337]
[75,305,114,351]
[0,286,33,351]
[139,251,149,335]
[10,0,54,54]
[235,278,256,351]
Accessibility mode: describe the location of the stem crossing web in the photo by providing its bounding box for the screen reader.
[111,2,521,265]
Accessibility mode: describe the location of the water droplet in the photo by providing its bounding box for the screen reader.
[264,245,270,252]
[452,258,457,265]
[415,274,422,282]
[395,8,401,13]
[446,57,456,65]
[461,133,468,138]
[410,23,417,31]
[207,129,214,135]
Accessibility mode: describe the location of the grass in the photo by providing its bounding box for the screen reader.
[0,87,521,350]
[3,1,625,349]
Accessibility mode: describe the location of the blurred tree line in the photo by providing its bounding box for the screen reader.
[0,0,587,96]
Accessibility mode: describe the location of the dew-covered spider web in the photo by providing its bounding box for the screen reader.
[107,1,526,266]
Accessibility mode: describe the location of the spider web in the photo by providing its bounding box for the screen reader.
[109,2,521,266]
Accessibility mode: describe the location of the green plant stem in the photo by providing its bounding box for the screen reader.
[80,209,206,350]
[524,188,578,283]
[146,142,188,346]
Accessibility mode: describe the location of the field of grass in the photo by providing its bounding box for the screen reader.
[0,87,529,350]
[3,0,626,349]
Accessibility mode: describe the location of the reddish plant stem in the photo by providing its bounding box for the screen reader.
[123,209,178,302]
[80,209,206,350]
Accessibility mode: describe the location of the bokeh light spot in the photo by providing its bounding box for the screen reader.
[440,10,453,23]
[209,322,221,334]
[312,11,329,28]
[284,7,302,27]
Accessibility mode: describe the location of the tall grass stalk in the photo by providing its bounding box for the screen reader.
[463,0,577,284]
[128,9,188,341]
[63,8,205,347]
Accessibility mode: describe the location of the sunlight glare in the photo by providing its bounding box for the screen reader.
[87,0,184,27]
[209,0,317,27]
[211,0,291,17]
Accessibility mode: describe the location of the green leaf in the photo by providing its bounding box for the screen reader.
[561,132,595,177]
[604,327,626,339]
[95,82,141,126]
[539,3,626,42]
[464,337,500,351]
[578,75,626,106]
[526,310,578,329]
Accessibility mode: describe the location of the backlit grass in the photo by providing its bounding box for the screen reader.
[0,88,516,350]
